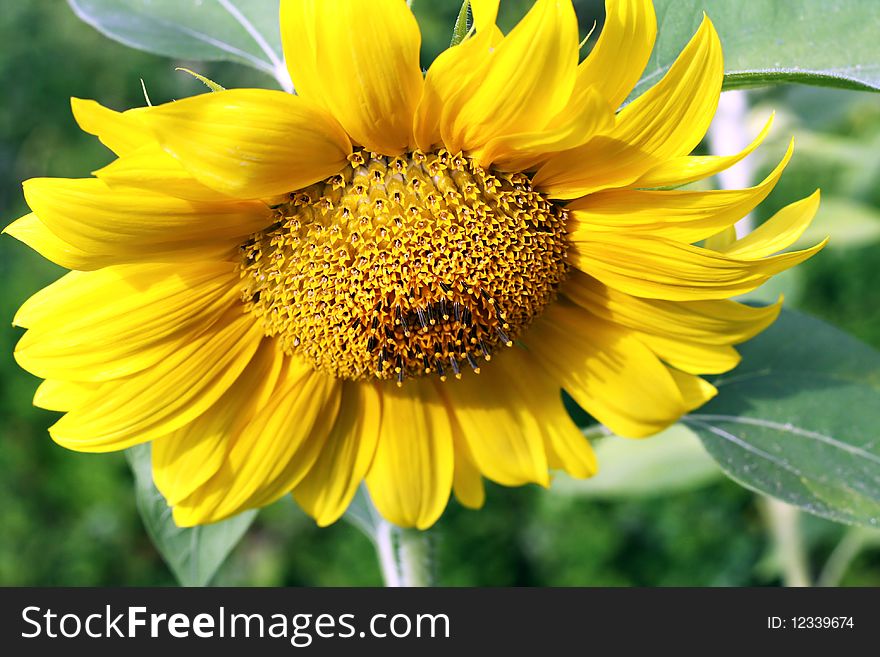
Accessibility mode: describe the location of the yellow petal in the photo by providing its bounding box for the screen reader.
[172,361,342,525]
[612,15,721,155]
[70,97,153,156]
[23,177,270,260]
[567,141,793,244]
[15,262,239,382]
[48,310,264,452]
[632,113,775,189]
[293,381,382,526]
[636,331,741,374]
[722,190,821,259]
[413,22,503,152]
[667,368,718,411]
[498,349,597,479]
[575,0,657,110]
[534,16,723,199]
[443,0,579,154]
[152,339,285,506]
[3,213,105,271]
[281,0,423,155]
[448,413,485,509]
[470,0,500,29]
[569,232,826,301]
[527,302,690,438]
[94,145,232,202]
[564,270,783,345]
[440,351,550,488]
[227,368,342,511]
[136,89,351,199]
[474,87,613,171]
[366,379,454,529]
[33,379,100,412]
[703,225,738,252]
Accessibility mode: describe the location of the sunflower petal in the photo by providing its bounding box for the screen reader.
[569,232,826,301]
[441,351,550,487]
[366,380,454,529]
[631,113,775,189]
[94,145,232,202]
[294,382,382,527]
[667,368,718,411]
[33,379,100,412]
[136,89,351,199]
[703,225,738,252]
[173,362,342,525]
[497,349,597,479]
[48,311,264,452]
[152,339,285,506]
[534,16,723,199]
[3,213,106,271]
[567,141,794,243]
[443,0,579,154]
[575,0,657,110]
[413,22,503,151]
[722,190,821,259]
[475,87,613,171]
[229,369,342,512]
[636,331,741,374]
[70,98,152,156]
[470,0,500,29]
[281,0,423,155]
[22,177,270,260]
[563,270,783,345]
[449,414,486,509]
[526,302,689,438]
[15,262,239,382]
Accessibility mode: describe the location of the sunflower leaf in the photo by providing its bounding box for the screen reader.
[450,1,473,47]
[684,309,880,528]
[636,0,880,98]
[65,0,291,90]
[125,443,257,586]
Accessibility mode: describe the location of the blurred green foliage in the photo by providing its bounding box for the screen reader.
[1,0,878,586]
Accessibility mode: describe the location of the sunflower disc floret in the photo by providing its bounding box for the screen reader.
[240,149,568,384]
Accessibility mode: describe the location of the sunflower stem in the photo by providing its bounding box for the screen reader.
[373,522,435,587]
[344,487,436,587]
[759,496,811,587]
[375,520,403,587]
[817,527,878,587]
[397,528,434,587]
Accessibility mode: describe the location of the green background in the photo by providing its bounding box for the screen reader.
[1,0,879,586]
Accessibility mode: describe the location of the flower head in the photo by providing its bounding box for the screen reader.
[7,0,824,529]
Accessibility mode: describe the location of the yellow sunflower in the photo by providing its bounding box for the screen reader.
[7,0,824,530]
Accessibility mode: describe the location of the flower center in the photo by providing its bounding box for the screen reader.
[240,149,568,385]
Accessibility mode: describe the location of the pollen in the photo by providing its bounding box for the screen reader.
[239,149,568,384]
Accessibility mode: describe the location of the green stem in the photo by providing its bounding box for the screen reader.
[375,520,403,587]
[759,496,811,587]
[374,522,434,587]
[397,528,434,587]
[343,487,436,587]
[817,527,875,587]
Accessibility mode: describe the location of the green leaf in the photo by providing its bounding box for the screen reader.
[685,309,880,528]
[552,424,721,498]
[66,0,290,89]
[125,444,256,586]
[636,1,880,98]
[450,1,472,47]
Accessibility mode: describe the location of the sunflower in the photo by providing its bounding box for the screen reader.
[7,0,823,530]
